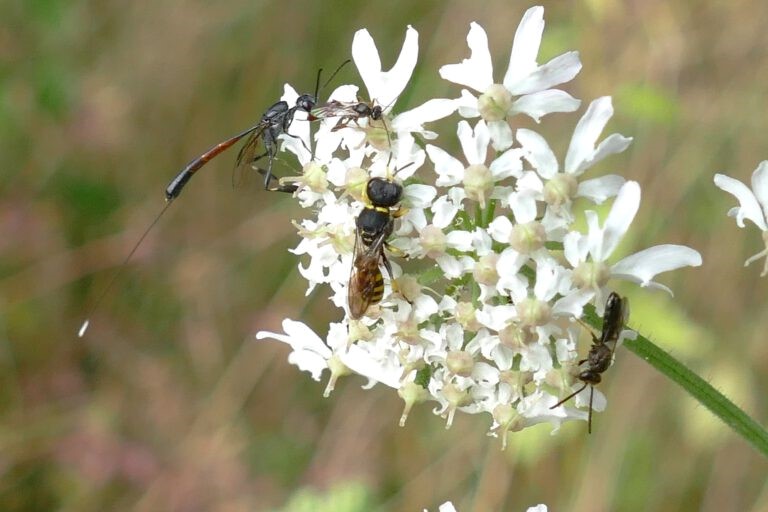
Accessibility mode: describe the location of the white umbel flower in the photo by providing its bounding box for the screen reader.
[714,161,768,275]
[440,7,582,149]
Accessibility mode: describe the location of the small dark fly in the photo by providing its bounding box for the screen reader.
[311,99,384,130]
[550,292,630,433]
[311,98,393,153]
[347,177,405,319]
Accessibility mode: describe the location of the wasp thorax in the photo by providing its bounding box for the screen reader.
[478,84,513,122]
[543,174,578,206]
[572,261,611,290]
[509,221,547,254]
[295,94,316,113]
[516,298,552,329]
[366,177,403,207]
[473,253,500,286]
[463,164,493,208]
[446,350,475,377]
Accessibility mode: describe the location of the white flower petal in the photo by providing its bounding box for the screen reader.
[565,96,619,174]
[509,191,538,224]
[256,320,331,381]
[489,147,523,180]
[455,89,480,118]
[503,6,544,87]
[601,181,641,260]
[446,230,474,251]
[611,244,702,293]
[511,90,581,122]
[353,26,419,108]
[714,173,768,230]
[427,144,465,186]
[458,120,489,165]
[439,22,494,92]
[533,263,558,301]
[508,51,582,95]
[488,215,513,242]
[341,344,402,389]
[432,196,459,229]
[750,161,768,216]
[516,128,559,178]
[391,98,458,134]
[576,175,626,204]
[487,120,514,151]
[404,184,437,208]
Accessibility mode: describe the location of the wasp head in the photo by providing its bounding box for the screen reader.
[366,177,403,208]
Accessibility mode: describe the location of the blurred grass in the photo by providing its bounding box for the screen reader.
[1,0,768,511]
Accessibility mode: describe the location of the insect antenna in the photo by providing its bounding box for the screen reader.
[77,200,173,337]
[320,59,351,96]
[550,381,589,410]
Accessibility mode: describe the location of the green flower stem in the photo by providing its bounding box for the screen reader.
[583,306,768,457]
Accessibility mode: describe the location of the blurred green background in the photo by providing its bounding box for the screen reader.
[2,0,767,510]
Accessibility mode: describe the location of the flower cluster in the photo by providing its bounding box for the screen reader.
[256,6,702,443]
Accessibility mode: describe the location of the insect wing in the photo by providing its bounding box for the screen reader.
[311,100,358,120]
[232,122,269,189]
[347,228,388,319]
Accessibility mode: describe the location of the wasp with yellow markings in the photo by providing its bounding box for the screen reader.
[550,292,630,433]
[348,177,406,319]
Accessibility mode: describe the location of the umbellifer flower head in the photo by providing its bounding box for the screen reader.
[256,15,702,446]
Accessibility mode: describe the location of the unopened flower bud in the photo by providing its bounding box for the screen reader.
[324,355,351,397]
[420,225,447,258]
[572,261,611,290]
[543,174,578,207]
[446,350,475,377]
[455,301,481,331]
[517,298,552,328]
[473,253,500,286]
[398,381,429,426]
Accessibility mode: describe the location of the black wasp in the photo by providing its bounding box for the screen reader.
[348,177,405,319]
[78,62,350,337]
[166,60,350,200]
[550,292,630,433]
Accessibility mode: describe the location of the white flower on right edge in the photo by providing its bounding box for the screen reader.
[423,502,547,512]
[714,161,768,276]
